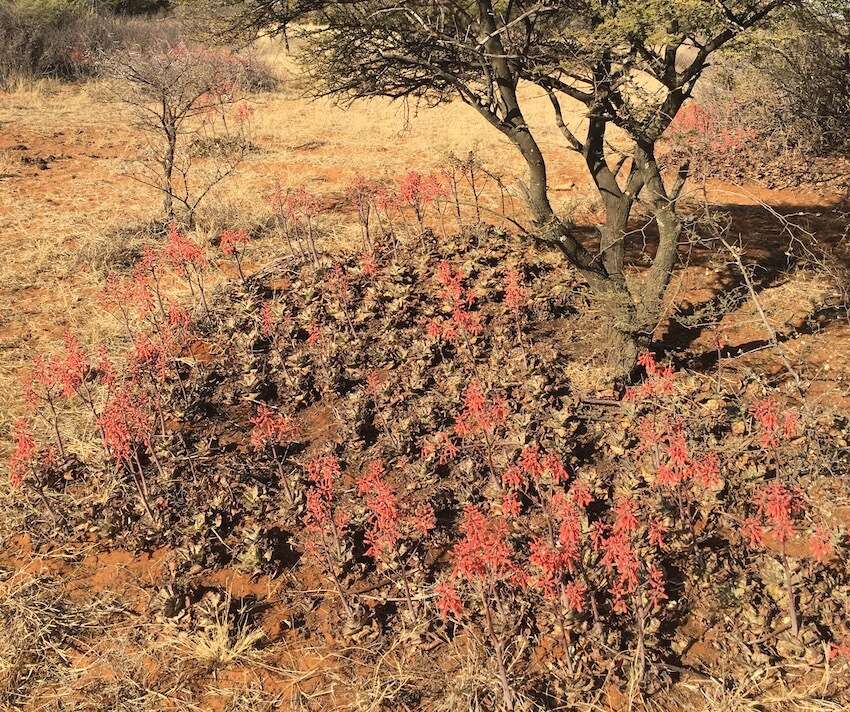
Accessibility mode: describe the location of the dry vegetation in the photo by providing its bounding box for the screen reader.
[1,6,850,712]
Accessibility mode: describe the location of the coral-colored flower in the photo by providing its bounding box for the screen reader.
[98,387,153,463]
[422,430,459,465]
[435,578,463,619]
[219,228,249,257]
[259,302,277,339]
[648,519,668,550]
[233,102,254,123]
[454,380,508,439]
[167,302,192,331]
[519,445,543,481]
[55,332,89,399]
[563,580,588,612]
[627,352,675,400]
[250,404,298,449]
[613,496,639,535]
[756,481,802,544]
[542,453,569,485]
[451,505,516,583]
[666,431,689,468]
[9,419,36,489]
[163,223,207,274]
[503,267,526,312]
[692,453,720,488]
[95,345,116,387]
[130,333,170,382]
[501,464,524,491]
[501,491,521,519]
[741,516,765,548]
[365,370,384,396]
[359,250,378,277]
[357,460,403,558]
[410,503,436,536]
[648,565,667,608]
[306,322,323,347]
[809,526,834,562]
[304,454,341,528]
[529,538,564,599]
[569,481,592,508]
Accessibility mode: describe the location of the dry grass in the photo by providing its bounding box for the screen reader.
[0,34,849,712]
[0,567,124,707]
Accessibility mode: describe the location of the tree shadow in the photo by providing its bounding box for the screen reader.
[604,200,849,359]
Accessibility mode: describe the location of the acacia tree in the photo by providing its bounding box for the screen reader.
[217,0,788,372]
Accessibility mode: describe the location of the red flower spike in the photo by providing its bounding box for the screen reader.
[56,332,88,399]
[423,430,459,465]
[359,251,378,277]
[809,526,834,562]
[501,464,524,491]
[454,381,508,440]
[219,228,249,257]
[260,303,277,339]
[563,580,588,612]
[503,267,526,312]
[502,492,521,519]
[528,538,563,599]
[451,505,517,584]
[569,481,592,509]
[756,481,802,544]
[613,496,639,535]
[163,223,207,274]
[435,579,463,619]
[692,453,720,488]
[410,503,437,536]
[519,444,543,481]
[98,387,154,463]
[250,405,298,450]
[648,565,667,608]
[304,454,342,528]
[648,520,668,550]
[9,419,36,489]
[741,516,765,548]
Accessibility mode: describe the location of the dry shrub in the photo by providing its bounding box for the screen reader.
[0,0,181,89]
[0,1,280,92]
[100,41,259,222]
[667,14,850,188]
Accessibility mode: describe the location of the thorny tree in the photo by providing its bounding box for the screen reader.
[215,0,790,373]
[101,42,252,222]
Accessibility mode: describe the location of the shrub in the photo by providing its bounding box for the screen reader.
[6,210,850,708]
[671,11,850,185]
[100,43,255,221]
[0,1,180,89]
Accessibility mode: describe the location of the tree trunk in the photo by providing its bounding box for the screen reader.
[630,142,683,334]
[508,127,643,376]
[163,124,177,219]
[475,4,644,377]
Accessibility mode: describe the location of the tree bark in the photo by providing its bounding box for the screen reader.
[475,4,652,376]
[631,142,682,334]
[162,119,177,219]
